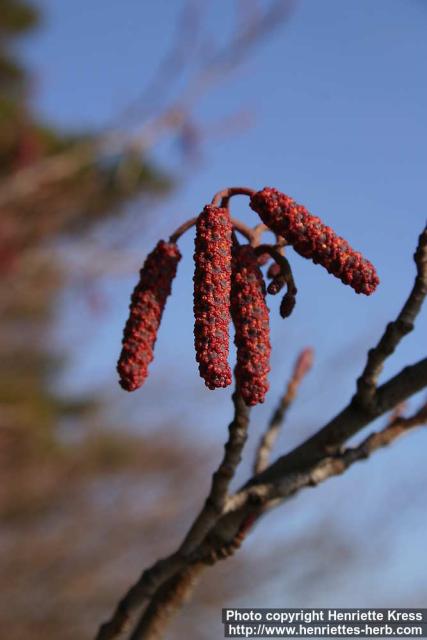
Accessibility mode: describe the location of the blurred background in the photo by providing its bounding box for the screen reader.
[0,1,426,638]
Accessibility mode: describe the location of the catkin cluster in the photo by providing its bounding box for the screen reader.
[117,240,181,392]
[193,205,233,390]
[117,183,379,407]
[250,187,379,295]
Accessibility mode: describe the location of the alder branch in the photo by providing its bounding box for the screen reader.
[247,357,427,503]
[265,398,427,504]
[95,223,427,640]
[254,348,314,474]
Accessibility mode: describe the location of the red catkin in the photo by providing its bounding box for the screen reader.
[193,205,233,389]
[231,244,271,406]
[117,240,181,392]
[250,187,379,295]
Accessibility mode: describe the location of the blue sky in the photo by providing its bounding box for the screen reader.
[18,0,427,605]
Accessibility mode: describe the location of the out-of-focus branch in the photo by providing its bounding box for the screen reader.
[254,348,313,474]
[113,0,204,128]
[0,2,294,210]
[356,224,427,410]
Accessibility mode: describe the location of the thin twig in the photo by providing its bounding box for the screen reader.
[211,186,255,207]
[291,400,427,496]
[232,220,256,243]
[356,225,427,409]
[226,398,427,516]
[254,243,298,315]
[169,217,198,243]
[251,356,427,494]
[169,216,254,244]
[254,348,314,474]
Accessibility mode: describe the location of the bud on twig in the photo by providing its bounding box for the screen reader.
[280,289,297,318]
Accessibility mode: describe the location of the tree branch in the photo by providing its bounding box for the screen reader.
[251,357,427,491]
[264,399,427,504]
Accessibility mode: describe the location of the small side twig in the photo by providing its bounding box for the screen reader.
[169,216,254,244]
[306,399,427,490]
[228,399,427,513]
[169,217,198,243]
[254,348,314,474]
[356,225,427,409]
[254,243,298,316]
[211,186,255,207]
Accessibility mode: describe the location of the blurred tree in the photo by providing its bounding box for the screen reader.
[0,0,172,466]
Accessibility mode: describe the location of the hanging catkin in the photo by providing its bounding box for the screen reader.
[231,243,271,406]
[250,187,379,295]
[193,205,233,389]
[117,240,181,391]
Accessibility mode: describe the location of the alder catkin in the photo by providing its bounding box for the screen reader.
[231,244,271,406]
[250,187,379,295]
[117,240,181,392]
[193,205,233,389]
